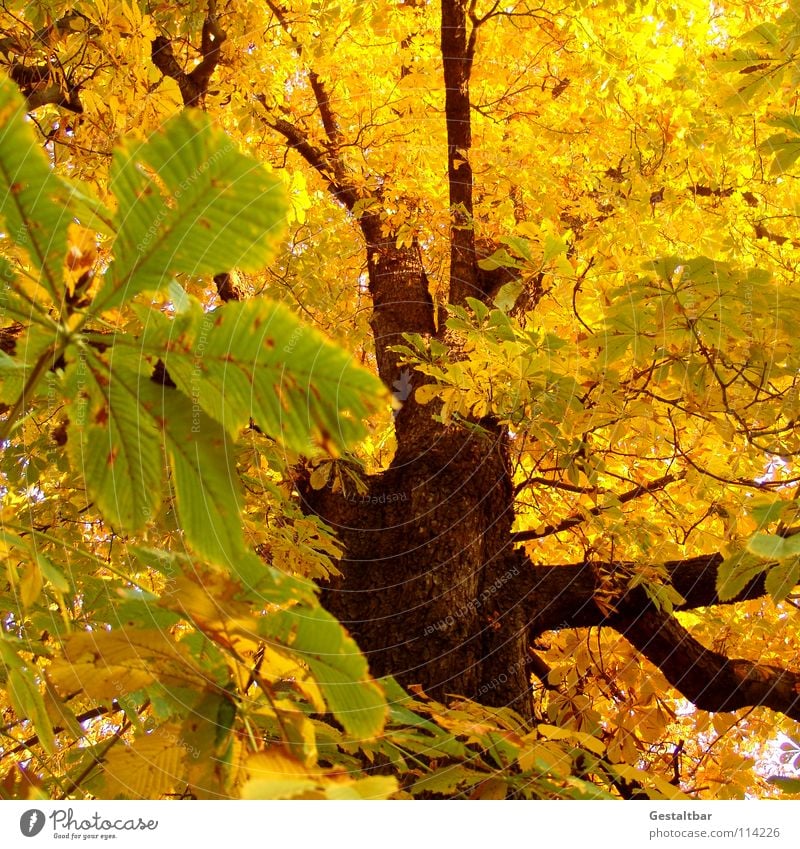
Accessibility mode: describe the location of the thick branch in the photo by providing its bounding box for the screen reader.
[150,3,226,108]
[7,62,83,113]
[259,113,435,393]
[264,0,344,151]
[515,552,761,635]
[610,605,800,721]
[257,3,441,401]
[508,550,800,720]
[260,111,361,212]
[190,13,227,97]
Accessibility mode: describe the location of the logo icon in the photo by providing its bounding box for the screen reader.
[392,368,413,418]
[20,810,46,837]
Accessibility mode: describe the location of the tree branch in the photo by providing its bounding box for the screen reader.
[441,0,478,304]
[150,1,226,108]
[505,549,800,721]
[610,605,800,721]
[1,703,122,760]
[7,61,83,113]
[258,109,362,213]
[514,552,764,635]
[511,472,684,542]
[264,0,345,150]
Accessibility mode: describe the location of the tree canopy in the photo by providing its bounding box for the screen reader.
[1,0,800,801]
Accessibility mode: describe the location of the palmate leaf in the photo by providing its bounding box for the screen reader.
[137,297,389,452]
[97,110,287,311]
[716,551,768,602]
[0,80,70,304]
[65,347,248,570]
[266,606,387,739]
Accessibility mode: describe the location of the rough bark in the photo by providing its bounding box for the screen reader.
[359,223,437,389]
[301,403,530,713]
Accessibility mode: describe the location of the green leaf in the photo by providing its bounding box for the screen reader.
[0,350,26,404]
[487,308,517,341]
[493,279,525,312]
[767,776,800,794]
[766,113,800,135]
[98,110,287,311]
[747,532,800,560]
[0,80,71,304]
[772,141,800,175]
[759,133,800,175]
[748,498,794,526]
[477,248,521,271]
[137,298,388,451]
[268,606,387,739]
[36,554,71,594]
[465,297,489,323]
[500,235,534,262]
[741,22,780,46]
[65,349,163,535]
[411,765,485,795]
[64,346,249,570]
[597,331,634,364]
[7,666,55,755]
[716,552,767,602]
[0,323,59,406]
[764,558,800,602]
[543,233,568,263]
[161,387,249,570]
[0,269,52,325]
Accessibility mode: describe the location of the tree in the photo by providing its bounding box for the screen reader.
[1,0,800,800]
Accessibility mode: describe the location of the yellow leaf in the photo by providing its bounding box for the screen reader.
[242,749,397,800]
[48,629,206,701]
[20,561,43,609]
[612,764,690,800]
[101,724,188,799]
[537,724,606,756]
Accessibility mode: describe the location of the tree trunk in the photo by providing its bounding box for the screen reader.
[301,240,533,716]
